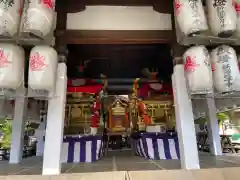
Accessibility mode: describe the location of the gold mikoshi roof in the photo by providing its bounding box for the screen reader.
[112,101,125,115]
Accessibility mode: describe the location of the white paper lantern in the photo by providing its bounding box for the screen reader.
[183,45,213,94]
[207,0,237,37]
[237,16,240,37]
[174,0,208,35]
[0,44,25,89]
[234,56,240,91]
[24,0,55,37]
[0,0,22,36]
[234,1,240,37]
[211,45,238,93]
[28,45,58,91]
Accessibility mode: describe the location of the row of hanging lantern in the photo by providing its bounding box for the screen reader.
[0,0,55,40]
[175,0,240,38]
[0,0,56,121]
[184,45,240,119]
[0,43,58,97]
[184,45,240,95]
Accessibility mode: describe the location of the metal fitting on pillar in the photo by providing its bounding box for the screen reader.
[56,45,68,63]
[56,45,69,57]
[173,57,183,65]
[58,55,67,63]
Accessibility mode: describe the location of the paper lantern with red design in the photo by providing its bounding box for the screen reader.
[174,0,208,35]
[0,0,23,36]
[183,46,213,94]
[0,44,25,89]
[24,0,55,36]
[211,45,238,93]
[207,0,237,37]
[28,46,58,91]
[234,0,240,37]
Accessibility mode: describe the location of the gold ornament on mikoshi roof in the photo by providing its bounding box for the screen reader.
[132,78,140,98]
[111,101,125,116]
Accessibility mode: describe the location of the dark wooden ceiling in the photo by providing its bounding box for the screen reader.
[67,44,173,81]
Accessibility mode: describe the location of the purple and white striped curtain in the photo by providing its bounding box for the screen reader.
[61,135,104,163]
[133,133,180,160]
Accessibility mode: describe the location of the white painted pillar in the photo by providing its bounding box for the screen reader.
[205,98,222,156]
[35,121,46,156]
[35,102,47,156]
[42,63,67,175]
[9,95,28,164]
[172,65,200,169]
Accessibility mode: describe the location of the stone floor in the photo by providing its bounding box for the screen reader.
[0,150,240,175]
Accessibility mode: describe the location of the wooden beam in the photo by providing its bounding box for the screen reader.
[171,44,188,65]
[55,1,68,59]
[57,0,172,13]
[56,30,175,44]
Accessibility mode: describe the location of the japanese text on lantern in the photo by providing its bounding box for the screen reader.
[30,52,47,71]
[217,48,234,88]
[213,0,227,28]
[213,0,227,7]
[184,56,199,72]
[0,49,9,68]
[41,0,54,9]
[189,0,199,19]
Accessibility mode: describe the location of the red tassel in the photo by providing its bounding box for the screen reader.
[212,64,215,72]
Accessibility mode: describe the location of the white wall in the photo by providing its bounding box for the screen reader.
[67,6,172,30]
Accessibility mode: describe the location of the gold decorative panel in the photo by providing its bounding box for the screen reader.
[143,100,174,127]
[64,93,94,134]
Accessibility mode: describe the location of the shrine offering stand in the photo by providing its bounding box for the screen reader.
[61,135,104,163]
[132,133,180,160]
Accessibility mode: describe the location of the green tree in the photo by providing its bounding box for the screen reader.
[195,112,229,127]
[0,119,34,149]
[217,112,229,124]
[0,120,12,149]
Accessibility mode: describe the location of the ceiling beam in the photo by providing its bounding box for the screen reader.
[55,1,68,57]
[55,30,175,44]
[57,0,172,13]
